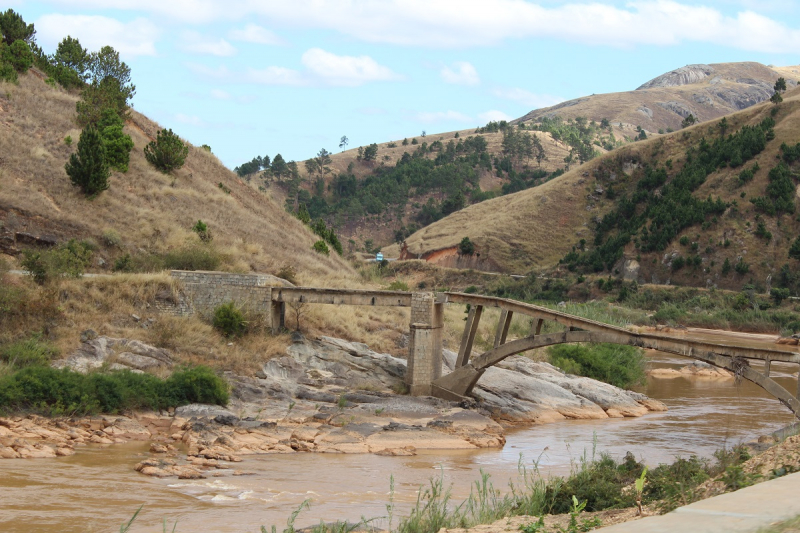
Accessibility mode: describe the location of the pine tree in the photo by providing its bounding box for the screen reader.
[65,126,109,197]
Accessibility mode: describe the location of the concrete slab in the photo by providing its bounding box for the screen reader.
[595,471,800,532]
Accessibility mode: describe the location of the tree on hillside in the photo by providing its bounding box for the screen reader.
[270,153,288,178]
[533,134,546,167]
[0,9,35,45]
[97,108,134,172]
[363,143,379,162]
[144,128,188,173]
[339,135,348,152]
[65,126,110,197]
[52,36,89,83]
[1,39,33,73]
[77,46,136,125]
[775,77,787,93]
[681,114,696,129]
[790,236,800,261]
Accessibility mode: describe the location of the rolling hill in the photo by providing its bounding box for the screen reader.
[388,85,800,293]
[255,62,798,255]
[0,70,353,283]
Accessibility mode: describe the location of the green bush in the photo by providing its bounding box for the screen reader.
[548,343,646,389]
[0,337,59,370]
[458,237,475,255]
[21,239,93,284]
[212,302,247,337]
[191,220,212,242]
[387,280,410,291]
[0,365,228,415]
[162,245,220,271]
[144,128,188,173]
[312,240,330,255]
[2,39,32,72]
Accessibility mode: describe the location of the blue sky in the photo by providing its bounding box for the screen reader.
[11,0,800,168]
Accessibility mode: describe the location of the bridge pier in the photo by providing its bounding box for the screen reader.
[405,292,445,396]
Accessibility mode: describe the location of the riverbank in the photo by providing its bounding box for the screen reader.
[0,333,669,467]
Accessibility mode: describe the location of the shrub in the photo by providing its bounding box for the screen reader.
[144,128,189,173]
[102,229,122,247]
[458,237,475,255]
[547,343,646,389]
[312,240,330,255]
[213,302,247,337]
[162,245,220,271]
[65,126,110,197]
[276,265,298,285]
[387,280,410,291]
[0,336,59,370]
[21,239,93,284]
[191,220,212,242]
[113,253,133,272]
[0,365,228,415]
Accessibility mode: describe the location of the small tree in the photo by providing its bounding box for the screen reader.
[775,77,787,93]
[0,9,35,45]
[458,237,475,255]
[192,220,212,242]
[681,114,696,129]
[339,135,348,151]
[97,109,133,172]
[65,126,110,197]
[144,128,188,173]
[789,236,800,261]
[213,302,247,337]
[770,92,783,105]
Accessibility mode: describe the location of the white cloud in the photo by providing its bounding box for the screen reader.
[301,48,401,86]
[35,14,158,56]
[245,66,306,86]
[478,110,513,123]
[174,113,205,127]
[51,0,800,53]
[416,110,473,123]
[228,24,284,45]
[492,87,565,108]
[440,61,480,85]
[179,30,236,56]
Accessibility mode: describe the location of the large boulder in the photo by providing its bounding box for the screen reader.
[55,336,173,373]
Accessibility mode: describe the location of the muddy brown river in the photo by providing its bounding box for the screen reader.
[1,350,798,532]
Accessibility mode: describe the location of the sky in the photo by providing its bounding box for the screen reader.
[10,0,800,169]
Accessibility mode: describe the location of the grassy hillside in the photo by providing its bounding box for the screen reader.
[393,86,800,293]
[0,71,353,284]
[247,62,797,254]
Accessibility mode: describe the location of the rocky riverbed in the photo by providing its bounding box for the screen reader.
[0,333,667,478]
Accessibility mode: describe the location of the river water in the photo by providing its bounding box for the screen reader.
[1,350,797,533]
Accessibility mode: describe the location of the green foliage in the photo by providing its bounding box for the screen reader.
[213,302,248,337]
[751,162,796,216]
[547,343,646,389]
[52,36,89,86]
[2,39,33,72]
[97,108,133,172]
[722,258,732,275]
[192,220,212,242]
[76,47,135,126]
[681,114,696,128]
[458,237,475,255]
[0,9,35,45]
[312,240,330,255]
[0,336,59,370]
[0,365,228,415]
[790,236,800,261]
[771,288,790,305]
[734,259,750,275]
[65,125,110,197]
[144,128,189,173]
[564,118,774,273]
[21,239,93,284]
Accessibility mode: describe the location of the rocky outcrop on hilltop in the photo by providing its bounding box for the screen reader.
[637,64,715,90]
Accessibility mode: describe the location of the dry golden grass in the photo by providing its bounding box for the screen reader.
[398,85,800,289]
[0,73,354,283]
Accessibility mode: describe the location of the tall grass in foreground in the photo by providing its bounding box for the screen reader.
[120,442,758,533]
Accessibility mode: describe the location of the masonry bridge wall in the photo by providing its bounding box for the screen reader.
[167,270,275,318]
